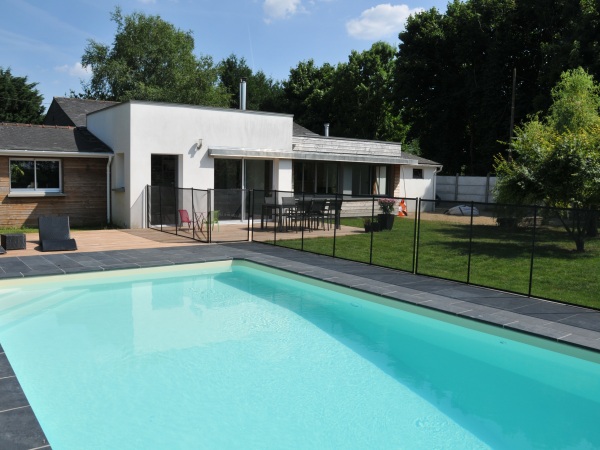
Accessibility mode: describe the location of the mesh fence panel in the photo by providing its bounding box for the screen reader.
[146,186,599,309]
[468,202,534,295]
[416,199,471,282]
[531,205,600,308]
[371,197,417,272]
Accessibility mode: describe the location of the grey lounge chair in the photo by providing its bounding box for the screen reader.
[38,216,77,252]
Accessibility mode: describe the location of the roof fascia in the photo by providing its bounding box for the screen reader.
[0,149,112,158]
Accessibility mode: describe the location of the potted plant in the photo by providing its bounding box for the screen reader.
[377,198,396,230]
[363,218,380,232]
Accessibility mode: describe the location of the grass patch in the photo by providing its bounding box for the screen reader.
[272,217,600,309]
[0,227,38,235]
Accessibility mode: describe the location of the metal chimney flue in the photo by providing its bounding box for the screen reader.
[324,123,330,137]
[239,77,247,111]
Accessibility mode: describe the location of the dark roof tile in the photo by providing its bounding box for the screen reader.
[43,97,119,127]
[0,123,112,154]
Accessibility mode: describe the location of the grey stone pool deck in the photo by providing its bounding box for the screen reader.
[1,241,599,449]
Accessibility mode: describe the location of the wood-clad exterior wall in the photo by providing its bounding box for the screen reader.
[0,156,108,228]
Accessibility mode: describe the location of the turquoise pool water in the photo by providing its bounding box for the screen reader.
[0,261,599,449]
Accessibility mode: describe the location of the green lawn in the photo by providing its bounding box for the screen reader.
[0,227,38,234]
[274,217,600,309]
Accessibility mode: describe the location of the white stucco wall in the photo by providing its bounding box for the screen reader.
[394,165,439,212]
[89,101,293,228]
[87,103,132,228]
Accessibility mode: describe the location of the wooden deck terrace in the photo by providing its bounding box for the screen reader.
[1,221,364,257]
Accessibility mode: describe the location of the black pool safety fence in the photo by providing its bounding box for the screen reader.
[252,190,599,311]
[146,186,599,309]
[146,185,252,243]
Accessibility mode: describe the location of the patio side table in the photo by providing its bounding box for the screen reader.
[1,233,26,250]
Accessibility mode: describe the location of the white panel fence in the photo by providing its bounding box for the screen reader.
[436,175,497,204]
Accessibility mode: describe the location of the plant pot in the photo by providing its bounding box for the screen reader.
[378,213,395,230]
[364,222,381,232]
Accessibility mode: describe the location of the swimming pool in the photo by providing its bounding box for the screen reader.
[0,260,599,449]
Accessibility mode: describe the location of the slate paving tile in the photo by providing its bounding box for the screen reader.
[62,266,107,274]
[22,268,65,278]
[0,261,29,273]
[504,321,570,340]
[511,301,587,322]
[463,295,542,311]
[0,406,49,450]
[0,378,28,411]
[559,334,600,352]
[0,353,15,379]
[556,312,600,332]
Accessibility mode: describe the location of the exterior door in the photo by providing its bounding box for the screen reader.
[150,155,178,226]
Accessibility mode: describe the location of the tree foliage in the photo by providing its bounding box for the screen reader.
[283,42,410,143]
[282,59,335,134]
[395,0,600,175]
[217,54,284,112]
[329,42,407,141]
[0,67,44,123]
[79,7,228,107]
[494,68,600,251]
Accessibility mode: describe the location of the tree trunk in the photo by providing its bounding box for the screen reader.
[575,237,585,252]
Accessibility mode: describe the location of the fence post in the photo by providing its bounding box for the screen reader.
[300,192,306,251]
[412,198,420,274]
[454,174,459,201]
[528,205,538,297]
[146,185,149,229]
[174,186,179,236]
[369,196,375,265]
[273,189,278,246]
[158,185,163,232]
[332,193,339,258]
[207,189,212,243]
[467,201,475,284]
[248,189,253,242]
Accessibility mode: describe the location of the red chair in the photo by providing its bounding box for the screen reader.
[178,209,192,230]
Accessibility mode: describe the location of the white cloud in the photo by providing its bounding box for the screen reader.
[263,0,303,22]
[55,62,91,78]
[346,4,423,40]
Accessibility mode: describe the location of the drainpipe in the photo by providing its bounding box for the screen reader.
[106,155,113,225]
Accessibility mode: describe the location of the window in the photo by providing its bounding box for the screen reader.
[413,168,424,179]
[10,159,61,192]
[293,161,338,194]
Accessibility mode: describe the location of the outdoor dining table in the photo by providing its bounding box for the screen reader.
[261,203,286,231]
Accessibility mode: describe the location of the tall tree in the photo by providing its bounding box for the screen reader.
[282,59,335,134]
[0,67,44,123]
[283,44,410,142]
[79,7,228,106]
[217,54,284,112]
[395,0,600,175]
[328,42,407,141]
[494,68,600,251]
[396,0,519,174]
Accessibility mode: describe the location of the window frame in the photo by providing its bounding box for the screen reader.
[412,168,424,180]
[9,158,62,193]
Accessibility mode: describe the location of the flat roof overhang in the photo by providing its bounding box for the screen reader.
[0,149,112,158]
[208,146,419,165]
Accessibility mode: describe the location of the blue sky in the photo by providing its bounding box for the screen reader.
[1,0,449,112]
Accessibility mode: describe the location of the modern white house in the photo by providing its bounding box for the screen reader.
[0,96,441,229]
[86,99,442,228]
